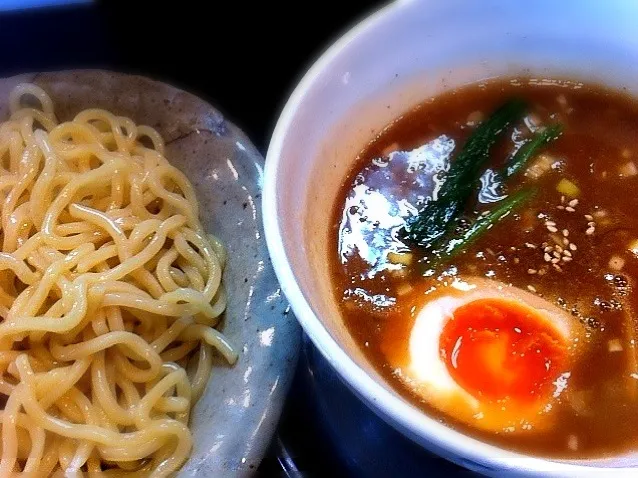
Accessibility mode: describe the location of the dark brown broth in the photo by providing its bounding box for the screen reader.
[330,79,638,457]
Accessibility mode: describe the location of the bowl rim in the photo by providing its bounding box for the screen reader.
[263,1,635,475]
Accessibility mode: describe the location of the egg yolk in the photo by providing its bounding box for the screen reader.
[439,298,567,403]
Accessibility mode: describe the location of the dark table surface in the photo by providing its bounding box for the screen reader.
[0,0,384,151]
[0,2,473,476]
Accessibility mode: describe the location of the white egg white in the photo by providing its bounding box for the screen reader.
[387,277,583,434]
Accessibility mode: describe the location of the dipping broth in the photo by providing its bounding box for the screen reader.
[330,79,638,457]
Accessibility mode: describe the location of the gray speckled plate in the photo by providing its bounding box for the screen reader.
[0,70,301,477]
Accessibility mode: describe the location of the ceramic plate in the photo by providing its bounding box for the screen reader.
[0,70,301,477]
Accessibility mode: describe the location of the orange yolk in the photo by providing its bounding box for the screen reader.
[439,298,567,404]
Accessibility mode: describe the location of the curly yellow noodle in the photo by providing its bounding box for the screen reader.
[0,83,236,476]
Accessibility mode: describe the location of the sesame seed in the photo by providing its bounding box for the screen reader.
[553,251,561,258]
[569,199,579,207]
[562,229,569,237]
[528,269,537,274]
[586,227,595,235]
[568,435,578,451]
[563,237,570,246]
[564,250,572,257]
[527,285,537,293]
[525,242,537,249]
[565,206,575,212]
[551,257,560,264]
[587,221,596,226]
[547,226,558,233]
[544,253,552,262]
[569,243,577,251]
[553,263,563,272]
[561,195,565,204]
[563,256,573,262]
[544,246,552,253]
[585,214,594,221]
[545,220,556,226]
[557,205,565,210]
[556,245,563,253]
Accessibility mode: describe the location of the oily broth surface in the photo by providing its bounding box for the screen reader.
[330,79,638,457]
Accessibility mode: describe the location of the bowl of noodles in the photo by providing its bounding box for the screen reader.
[0,70,300,476]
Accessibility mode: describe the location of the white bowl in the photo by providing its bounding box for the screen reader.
[263,0,638,475]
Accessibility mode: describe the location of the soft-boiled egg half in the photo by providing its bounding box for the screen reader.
[385,277,584,434]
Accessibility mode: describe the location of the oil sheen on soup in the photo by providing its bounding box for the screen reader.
[330,79,638,457]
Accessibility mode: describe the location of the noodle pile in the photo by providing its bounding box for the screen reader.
[0,83,236,476]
